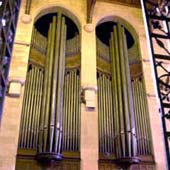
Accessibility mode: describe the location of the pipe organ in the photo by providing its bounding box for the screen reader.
[17,13,81,169]
[97,22,153,168]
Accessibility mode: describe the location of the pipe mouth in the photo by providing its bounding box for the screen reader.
[37,152,62,162]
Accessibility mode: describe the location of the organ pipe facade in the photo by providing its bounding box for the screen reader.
[17,12,81,166]
[97,21,153,168]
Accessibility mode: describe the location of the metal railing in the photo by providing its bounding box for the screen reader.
[141,0,170,168]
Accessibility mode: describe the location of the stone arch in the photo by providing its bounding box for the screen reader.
[33,6,81,32]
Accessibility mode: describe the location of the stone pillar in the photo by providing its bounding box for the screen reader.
[0,0,33,169]
[80,24,98,170]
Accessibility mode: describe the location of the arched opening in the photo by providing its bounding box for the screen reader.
[16,10,81,170]
[96,19,153,169]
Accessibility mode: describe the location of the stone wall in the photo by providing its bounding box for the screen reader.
[0,0,167,170]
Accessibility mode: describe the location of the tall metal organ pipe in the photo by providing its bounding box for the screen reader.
[38,14,67,159]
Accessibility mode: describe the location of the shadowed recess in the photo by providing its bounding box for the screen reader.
[96,21,134,49]
[34,13,79,40]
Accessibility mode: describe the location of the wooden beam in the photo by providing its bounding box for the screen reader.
[25,0,32,14]
[87,0,96,23]
[97,0,141,8]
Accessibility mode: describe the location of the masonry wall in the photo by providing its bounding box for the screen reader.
[0,0,167,170]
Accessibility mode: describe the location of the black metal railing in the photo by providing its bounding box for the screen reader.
[0,0,21,122]
[141,0,170,168]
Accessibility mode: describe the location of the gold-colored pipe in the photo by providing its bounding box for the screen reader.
[26,66,36,148]
[141,78,152,154]
[30,67,39,148]
[98,74,101,152]
[21,69,31,148]
[39,23,52,153]
[135,78,145,154]
[34,69,43,148]
[23,66,34,148]
[132,79,140,154]
[19,67,30,148]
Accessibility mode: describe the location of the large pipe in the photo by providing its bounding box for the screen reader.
[54,17,66,153]
[113,26,125,157]
[39,23,52,152]
[48,16,57,152]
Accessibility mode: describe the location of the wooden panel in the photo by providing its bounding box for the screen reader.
[16,157,80,170]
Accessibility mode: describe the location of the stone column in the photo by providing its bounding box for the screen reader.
[0,0,33,169]
[80,24,98,170]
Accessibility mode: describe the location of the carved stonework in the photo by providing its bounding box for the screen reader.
[84,23,94,32]
[21,14,32,24]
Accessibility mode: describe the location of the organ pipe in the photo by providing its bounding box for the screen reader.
[18,12,81,160]
[110,24,137,160]
[38,14,67,159]
[62,69,80,152]
[132,78,152,155]
[18,65,44,149]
